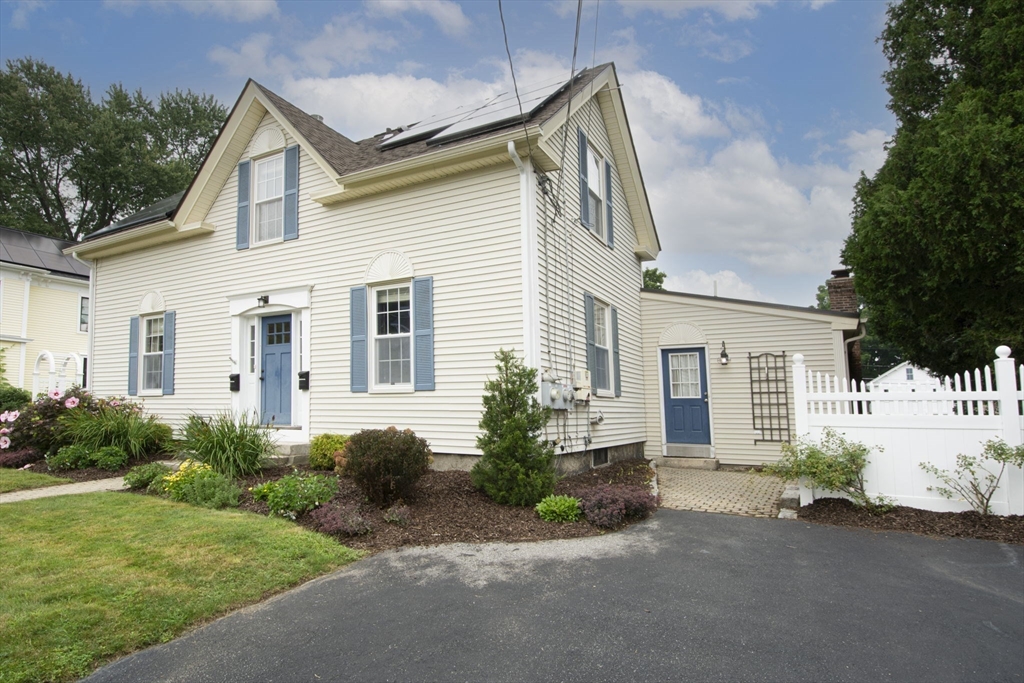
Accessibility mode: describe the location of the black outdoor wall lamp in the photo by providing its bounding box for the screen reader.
[257,295,269,308]
[720,341,730,365]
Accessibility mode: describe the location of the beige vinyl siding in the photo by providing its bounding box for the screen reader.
[91,113,523,455]
[0,274,25,385]
[641,292,844,466]
[536,96,646,452]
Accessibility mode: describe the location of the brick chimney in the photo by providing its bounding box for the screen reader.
[827,269,863,382]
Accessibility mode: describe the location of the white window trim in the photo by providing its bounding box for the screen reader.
[369,282,415,393]
[78,295,89,333]
[593,299,612,395]
[139,314,164,396]
[251,152,285,246]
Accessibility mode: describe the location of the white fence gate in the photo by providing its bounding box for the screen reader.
[792,346,1024,516]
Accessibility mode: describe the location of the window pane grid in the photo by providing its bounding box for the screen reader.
[374,286,411,386]
[142,317,164,391]
[254,155,284,243]
[669,353,700,398]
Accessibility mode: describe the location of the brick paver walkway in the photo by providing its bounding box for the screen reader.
[657,467,787,518]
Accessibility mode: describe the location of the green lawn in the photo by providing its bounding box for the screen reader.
[0,468,71,493]
[0,493,362,683]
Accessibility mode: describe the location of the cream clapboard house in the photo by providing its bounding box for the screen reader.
[71,63,862,470]
[1,227,91,393]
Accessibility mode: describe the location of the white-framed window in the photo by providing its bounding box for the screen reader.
[906,367,914,380]
[141,316,164,392]
[253,154,284,244]
[594,300,611,391]
[248,322,257,374]
[669,353,701,399]
[372,284,412,388]
[79,296,89,332]
[587,145,604,239]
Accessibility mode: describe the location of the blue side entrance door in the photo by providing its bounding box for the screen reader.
[261,314,292,426]
[662,347,711,444]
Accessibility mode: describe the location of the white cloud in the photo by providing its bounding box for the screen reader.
[619,0,776,21]
[597,27,646,71]
[296,17,398,75]
[365,0,471,36]
[208,34,296,80]
[680,24,755,63]
[808,0,836,9]
[103,0,278,21]
[664,270,774,302]
[9,0,45,29]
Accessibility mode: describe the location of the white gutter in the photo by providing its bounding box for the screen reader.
[71,252,95,389]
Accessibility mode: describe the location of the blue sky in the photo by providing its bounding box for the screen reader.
[1,0,894,306]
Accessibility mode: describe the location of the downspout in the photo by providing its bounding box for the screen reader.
[844,321,867,384]
[509,141,539,370]
[71,252,95,389]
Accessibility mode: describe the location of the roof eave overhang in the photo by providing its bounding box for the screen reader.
[65,219,213,259]
[640,289,861,330]
[0,260,89,283]
[310,126,548,206]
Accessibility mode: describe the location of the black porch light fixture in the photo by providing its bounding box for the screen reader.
[257,295,269,308]
[720,341,730,365]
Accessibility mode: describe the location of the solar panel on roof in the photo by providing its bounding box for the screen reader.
[378,93,505,150]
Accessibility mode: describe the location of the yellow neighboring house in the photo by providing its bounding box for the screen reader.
[0,226,91,394]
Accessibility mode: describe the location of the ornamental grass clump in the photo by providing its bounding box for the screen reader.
[470,349,556,507]
[309,433,349,470]
[535,495,582,523]
[179,412,274,478]
[62,405,171,458]
[341,427,431,507]
[251,471,338,519]
[762,427,892,512]
[919,439,1024,515]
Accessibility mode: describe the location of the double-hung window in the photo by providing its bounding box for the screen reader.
[253,154,284,244]
[593,301,611,391]
[142,316,164,392]
[587,145,604,240]
[79,296,89,332]
[373,285,411,387]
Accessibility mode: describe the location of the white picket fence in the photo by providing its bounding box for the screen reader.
[792,346,1024,516]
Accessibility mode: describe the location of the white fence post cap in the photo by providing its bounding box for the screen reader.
[793,353,805,365]
[995,345,1011,359]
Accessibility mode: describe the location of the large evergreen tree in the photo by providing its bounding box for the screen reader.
[0,58,225,241]
[842,0,1024,376]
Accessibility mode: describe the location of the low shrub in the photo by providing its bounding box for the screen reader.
[251,472,337,519]
[920,439,1024,515]
[578,485,658,528]
[382,504,411,526]
[535,494,582,523]
[342,427,431,507]
[0,385,32,412]
[48,444,93,471]
[156,459,210,498]
[310,503,373,536]
[0,448,41,469]
[179,412,274,478]
[309,433,349,470]
[152,459,241,509]
[62,406,171,458]
[92,445,129,471]
[124,462,173,490]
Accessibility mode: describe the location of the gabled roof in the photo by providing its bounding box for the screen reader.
[76,63,659,260]
[0,226,90,279]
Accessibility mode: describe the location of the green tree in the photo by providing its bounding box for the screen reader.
[643,267,666,290]
[0,58,225,241]
[470,349,556,506]
[841,0,1024,376]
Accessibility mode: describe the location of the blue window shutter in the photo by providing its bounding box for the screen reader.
[578,128,590,227]
[584,293,596,382]
[162,311,176,395]
[413,276,435,391]
[611,307,621,397]
[605,160,614,248]
[350,286,368,393]
[236,160,250,250]
[283,145,299,241]
[128,316,139,396]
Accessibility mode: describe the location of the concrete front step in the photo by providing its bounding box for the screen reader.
[656,456,719,471]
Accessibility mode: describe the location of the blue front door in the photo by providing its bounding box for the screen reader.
[261,315,292,426]
[662,348,711,444]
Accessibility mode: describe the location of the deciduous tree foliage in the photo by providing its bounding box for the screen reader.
[842,0,1024,376]
[0,58,225,241]
[642,267,666,290]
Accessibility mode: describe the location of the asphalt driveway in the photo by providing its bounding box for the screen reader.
[86,510,1024,682]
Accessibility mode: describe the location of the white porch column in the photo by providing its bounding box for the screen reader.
[993,346,1023,514]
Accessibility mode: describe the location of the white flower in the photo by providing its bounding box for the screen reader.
[0,411,7,422]
[0,436,10,449]
[8,410,18,421]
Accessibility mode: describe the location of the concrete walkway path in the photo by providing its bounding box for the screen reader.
[657,466,786,517]
[0,476,126,504]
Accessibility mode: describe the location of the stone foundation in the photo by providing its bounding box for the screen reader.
[431,442,647,476]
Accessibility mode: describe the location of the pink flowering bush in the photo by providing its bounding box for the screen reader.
[1,387,96,455]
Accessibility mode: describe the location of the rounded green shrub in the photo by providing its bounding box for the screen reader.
[0,385,32,412]
[48,444,92,471]
[92,445,129,471]
[251,472,337,519]
[154,459,240,508]
[535,495,582,522]
[342,427,431,507]
[124,462,173,490]
[309,433,348,470]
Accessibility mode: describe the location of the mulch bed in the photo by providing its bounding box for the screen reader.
[798,497,1024,545]
[232,459,656,553]
[21,454,167,483]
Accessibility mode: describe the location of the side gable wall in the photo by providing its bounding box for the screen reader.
[90,111,525,454]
